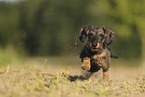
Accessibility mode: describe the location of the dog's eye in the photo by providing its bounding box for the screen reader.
[99,33,104,37]
[88,32,95,37]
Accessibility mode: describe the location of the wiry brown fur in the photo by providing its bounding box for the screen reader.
[79,25,117,80]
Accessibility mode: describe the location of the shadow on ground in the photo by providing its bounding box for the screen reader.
[67,72,93,82]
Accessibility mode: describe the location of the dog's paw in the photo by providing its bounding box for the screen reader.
[81,63,90,70]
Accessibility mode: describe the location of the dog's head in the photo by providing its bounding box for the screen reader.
[79,25,115,48]
[88,27,105,47]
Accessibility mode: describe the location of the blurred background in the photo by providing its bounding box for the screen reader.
[0,0,144,67]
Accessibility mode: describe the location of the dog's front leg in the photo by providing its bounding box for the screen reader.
[103,70,109,81]
[81,57,91,70]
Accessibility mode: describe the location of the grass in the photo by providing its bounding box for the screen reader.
[0,56,145,97]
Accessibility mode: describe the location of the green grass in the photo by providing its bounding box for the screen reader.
[0,56,145,97]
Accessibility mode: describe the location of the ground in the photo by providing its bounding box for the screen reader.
[0,56,145,97]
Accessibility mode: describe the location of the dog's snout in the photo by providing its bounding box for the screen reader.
[92,40,98,47]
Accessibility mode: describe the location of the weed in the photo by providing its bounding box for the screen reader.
[0,65,9,74]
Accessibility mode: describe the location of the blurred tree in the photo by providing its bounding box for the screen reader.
[0,0,144,62]
[0,2,22,49]
[17,0,92,56]
[130,0,145,67]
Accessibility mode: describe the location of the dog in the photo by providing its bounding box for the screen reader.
[79,25,117,80]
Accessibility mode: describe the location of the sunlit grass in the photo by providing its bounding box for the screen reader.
[0,50,144,97]
[0,63,145,97]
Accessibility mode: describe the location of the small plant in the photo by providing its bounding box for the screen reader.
[0,65,9,74]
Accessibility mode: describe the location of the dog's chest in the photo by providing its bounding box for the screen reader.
[91,49,111,70]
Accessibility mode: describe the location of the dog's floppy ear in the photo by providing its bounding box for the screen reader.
[102,26,115,45]
[79,27,88,42]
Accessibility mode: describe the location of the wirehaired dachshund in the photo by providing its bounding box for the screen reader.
[79,25,118,80]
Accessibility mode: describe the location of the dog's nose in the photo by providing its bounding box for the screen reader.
[92,41,98,47]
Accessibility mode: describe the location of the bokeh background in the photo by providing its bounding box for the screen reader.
[0,0,144,66]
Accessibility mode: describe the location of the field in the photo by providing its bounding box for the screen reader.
[0,56,145,97]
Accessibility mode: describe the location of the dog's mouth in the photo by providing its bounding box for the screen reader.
[91,41,102,49]
[88,40,103,51]
[95,42,102,49]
